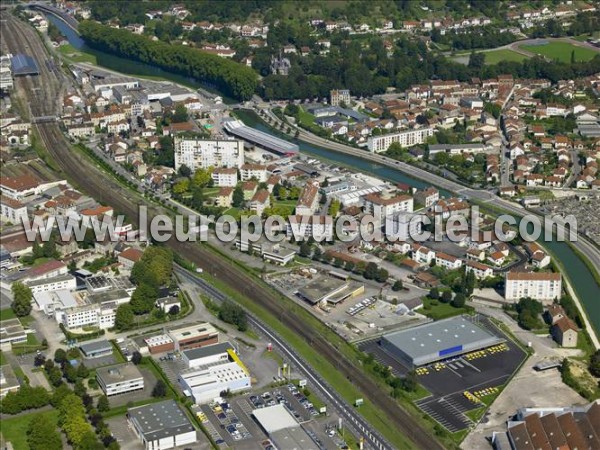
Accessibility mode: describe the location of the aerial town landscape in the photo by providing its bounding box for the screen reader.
[0,1,599,450]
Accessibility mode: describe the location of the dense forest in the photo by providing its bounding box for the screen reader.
[78,21,258,101]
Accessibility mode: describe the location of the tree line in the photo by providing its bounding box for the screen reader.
[78,21,258,101]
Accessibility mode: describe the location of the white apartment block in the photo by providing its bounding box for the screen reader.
[0,197,28,223]
[174,137,244,171]
[505,271,562,303]
[211,168,238,187]
[435,252,463,270]
[364,193,414,218]
[240,164,268,182]
[465,261,494,279]
[368,127,434,153]
[26,274,77,294]
[58,304,116,330]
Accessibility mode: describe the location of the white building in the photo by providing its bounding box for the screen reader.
[412,244,436,264]
[211,168,238,187]
[96,363,144,396]
[26,274,77,294]
[240,164,268,182]
[295,181,320,216]
[182,342,233,369]
[330,89,351,106]
[504,271,562,303]
[57,303,117,330]
[286,215,334,241]
[368,128,434,153]
[385,212,424,241]
[128,400,197,450]
[465,261,494,279]
[174,137,244,171]
[178,359,251,405]
[435,252,463,270]
[0,197,28,223]
[364,192,414,218]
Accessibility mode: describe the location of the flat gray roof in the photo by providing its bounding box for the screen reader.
[96,363,143,384]
[253,404,298,433]
[182,342,233,361]
[297,276,347,304]
[79,339,112,354]
[382,316,502,363]
[270,426,316,449]
[223,119,299,154]
[11,54,39,76]
[128,400,195,442]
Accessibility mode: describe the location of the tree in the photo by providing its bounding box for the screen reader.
[74,379,87,397]
[232,185,244,207]
[364,262,378,280]
[452,293,466,308]
[11,282,32,316]
[42,235,59,258]
[589,350,600,378]
[172,104,188,123]
[345,261,355,272]
[54,348,67,364]
[375,268,389,283]
[63,362,77,383]
[27,413,62,450]
[178,164,192,178]
[0,384,51,414]
[34,353,46,367]
[131,351,143,365]
[78,431,104,450]
[77,362,89,379]
[429,288,439,300]
[468,51,485,70]
[218,301,248,331]
[392,280,403,291]
[115,304,134,330]
[441,290,453,304]
[192,168,212,188]
[152,380,167,398]
[48,366,63,387]
[168,304,180,316]
[130,283,158,315]
[299,241,311,257]
[97,395,110,412]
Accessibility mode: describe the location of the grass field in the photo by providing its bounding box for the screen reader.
[58,43,97,64]
[0,308,17,321]
[520,41,599,62]
[0,351,7,366]
[483,49,528,64]
[1,410,59,450]
[421,297,471,320]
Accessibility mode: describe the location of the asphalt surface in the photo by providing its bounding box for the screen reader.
[4,13,445,450]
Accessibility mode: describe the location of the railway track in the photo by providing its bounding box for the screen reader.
[4,14,446,450]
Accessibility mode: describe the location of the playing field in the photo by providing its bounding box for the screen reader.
[520,41,599,63]
[483,49,528,64]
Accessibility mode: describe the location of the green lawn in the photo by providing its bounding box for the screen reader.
[223,207,242,220]
[520,41,599,62]
[483,49,528,64]
[1,410,59,450]
[57,43,97,64]
[12,333,43,356]
[0,308,17,321]
[421,297,471,320]
[0,350,7,366]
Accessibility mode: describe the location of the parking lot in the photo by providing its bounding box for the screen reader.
[359,316,527,433]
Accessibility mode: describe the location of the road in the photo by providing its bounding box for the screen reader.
[263,108,600,278]
[3,13,444,450]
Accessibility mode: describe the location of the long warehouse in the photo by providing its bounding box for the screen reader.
[381,316,504,367]
[223,119,299,155]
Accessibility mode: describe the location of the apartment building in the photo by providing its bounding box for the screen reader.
[211,168,238,187]
[174,137,244,171]
[295,181,320,216]
[240,163,268,182]
[364,192,414,218]
[330,89,350,106]
[367,127,434,153]
[96,363,144,396]
[504,271,562,303]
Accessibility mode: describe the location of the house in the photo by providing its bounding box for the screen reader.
[551,317,578,347]
[465,261,494,279]
[242,181,258,200]
[118,248,144,270]
[487,251,506,266]
[248,189,270,216]
[414,187,439,208]
[295,181,320,216]
[435,252,463,270]
[240,164,268,182]
[215,187,234,208]
[411,244,435,264]
[524,242,551,268]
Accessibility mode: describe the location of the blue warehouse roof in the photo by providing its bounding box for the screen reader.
[11,54,39,76]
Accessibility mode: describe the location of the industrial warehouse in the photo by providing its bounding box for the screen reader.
[381,316,504,368]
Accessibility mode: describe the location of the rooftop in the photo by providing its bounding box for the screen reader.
[128,400,196,442]
[223,119,299,154]
[253,404,299,433]
[183,342,233,362]
[79,339,113,355]
[96,363,143,383]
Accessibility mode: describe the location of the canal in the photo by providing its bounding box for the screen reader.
[49,13,600,338]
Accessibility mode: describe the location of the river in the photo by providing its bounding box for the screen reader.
[48,12,600,339]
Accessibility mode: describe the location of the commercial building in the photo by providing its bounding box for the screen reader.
[381,316,504,367]
[33,289,78,315]
[253,404,317,450]
[79,339,114,359]
[11,54,39,76]
[97,363,144,396]
[57,303,117,330]
[178,358,251,404]
[174,137,244,171]
[296,275,364,306]
[27,274,77,295]
[223,119,299,155]
[0,365,20,398]
[144,334,175,355]
[182,342,234,369]
[128,400,197,450]
[368,127,434,153]
[0,318,27,346]
[166,322,219,352]
[504,271,562,304]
